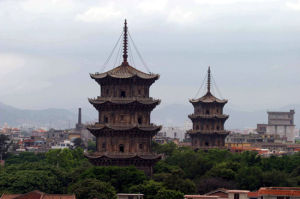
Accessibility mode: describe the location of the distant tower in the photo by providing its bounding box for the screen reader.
[76,108,83,130]
[86,20,161,175]
[187,67,230,150]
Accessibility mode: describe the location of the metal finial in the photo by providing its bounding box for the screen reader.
[207,66,211,93]
[122,19,128,64]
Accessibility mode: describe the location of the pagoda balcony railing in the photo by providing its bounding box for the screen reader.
[91,96,160,101]
[189,114,229,118]
[88,151,161,156]
[188,129,230,134]
[92,123,159,127]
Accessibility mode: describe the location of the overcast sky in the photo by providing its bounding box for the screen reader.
[0,0,300,112]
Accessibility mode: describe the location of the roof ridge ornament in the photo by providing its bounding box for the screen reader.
[122,19,128,65]
[207,66,211,93]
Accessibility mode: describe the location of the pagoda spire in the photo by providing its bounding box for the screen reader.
[122,19,128,65]
[207,66,211,93]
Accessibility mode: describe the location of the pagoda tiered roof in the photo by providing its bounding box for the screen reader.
[85,152,162,160]
[91,63,159,82]
[89,97,160,106]
[87,123,162,136]
[190,92,227,105]
[188,113,229,120]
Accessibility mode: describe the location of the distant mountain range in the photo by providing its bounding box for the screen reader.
[0,101,299,129]
[0,102,94,129]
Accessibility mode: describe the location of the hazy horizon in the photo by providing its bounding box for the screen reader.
[1,0,300,112]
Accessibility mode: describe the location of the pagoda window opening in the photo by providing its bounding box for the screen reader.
[217,125,220,130]
[195,125,199,130]
[201,125,204,130]
[205,142,209,146]
[139,143,143,150]
[138,117,143,125]
[119,144,124,152]
[206,109,210,114]
[104,116,108,123]
[102,142,106,150]
[138,89,141,95]
[106,89,109,95]
[206,125,209,130]
[120,90,126,98]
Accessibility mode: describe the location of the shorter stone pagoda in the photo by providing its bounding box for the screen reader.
[187,67,230,150]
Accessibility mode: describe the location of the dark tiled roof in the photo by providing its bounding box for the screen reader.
[88,97,160,105]
[187,130,230,135]
[86,152,161,160]
[190,92,227,104]
[91,63,159,80]
[87,124,161,132]
[188,114,229,119]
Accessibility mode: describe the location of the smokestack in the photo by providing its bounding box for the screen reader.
[78,108,82,125]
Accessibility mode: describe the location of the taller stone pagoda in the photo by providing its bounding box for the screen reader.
[86,20,161,175]
[187,67,230,150]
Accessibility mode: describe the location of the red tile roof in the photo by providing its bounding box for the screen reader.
[0,191,76,199]
[258,187,300,196]
[248,192,259,198]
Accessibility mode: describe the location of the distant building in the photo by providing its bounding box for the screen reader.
[187,67,230,150]
[257,110,296,142]
[266,110,295,142]
[248,187,300,199]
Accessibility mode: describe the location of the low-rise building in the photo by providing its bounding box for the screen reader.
[0,190,76,199]
[248,187,300,199]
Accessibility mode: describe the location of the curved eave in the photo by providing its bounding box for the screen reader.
[88,98,161,106]
[189,99,228,105]
[188,114,229,120]
[87,125,162,132]
[90,73,159,81]
[85,153,162,160]
[187,130,230,135]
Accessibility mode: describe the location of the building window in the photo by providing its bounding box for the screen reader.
[138,117,142,125]
[120,91,126,97]
[106,89,109,95]
[206,110,210,114]
[205,142,209,146]
[104,116,108,123]
[277,197,284,199]
[138,89,141,95]
[196,125,199,130]
[119,144,124,152]
[139,143,143,150]
[217,126,220,130]
[234,194,239,199]
[102,142,106,149]
[120,115,124,121]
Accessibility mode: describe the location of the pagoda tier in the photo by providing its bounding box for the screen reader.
[187,67,230,150]
[89,97,160,111]
[188,114,229,120]
[91,64,159,86]
[86,20,161,176]
[187,129,230,135]
[87,124,161,137]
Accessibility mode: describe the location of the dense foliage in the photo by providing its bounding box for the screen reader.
[1,143,300,198]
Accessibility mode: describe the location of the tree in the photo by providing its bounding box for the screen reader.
[0,134,11,160]
[155,189,184,199]
[73,138,85,148]
[87,140,96,152]
[78,166,147,193]
[70,178,117,199]
[129,180,162,199]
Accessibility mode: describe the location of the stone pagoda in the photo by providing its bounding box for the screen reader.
[86,20,161,175]
[187,67,230,150]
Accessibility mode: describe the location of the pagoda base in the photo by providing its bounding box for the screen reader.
[85,152,161,176]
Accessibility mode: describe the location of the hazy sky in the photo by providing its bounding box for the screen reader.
[0,0,300,112]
